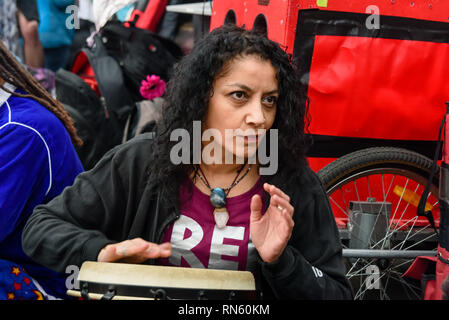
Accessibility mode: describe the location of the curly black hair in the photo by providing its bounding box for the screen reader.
[149,24,310,209]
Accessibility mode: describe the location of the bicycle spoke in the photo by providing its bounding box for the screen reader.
[388,270,422,291]
[329,196,349,217]
[339,187,349,212]
[367,176,372,199]
[349,259,421,300]
[387,272,422,299]
[354,268,390,300]
[387,259,415,273]
[354,180,361,203]
[389,223,431,250]
[368,215,427,252]
[381,272,392,300]
[347,263,375,278]
[398,217,419,250]
[346,256,375,278]
[382,178,410,249]
[399,232,437,251]
[380,174,396,233]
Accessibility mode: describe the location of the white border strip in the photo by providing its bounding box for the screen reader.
[0,82,15,106]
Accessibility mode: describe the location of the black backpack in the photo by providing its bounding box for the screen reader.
[55,21,181,170]
[100,21,182,102]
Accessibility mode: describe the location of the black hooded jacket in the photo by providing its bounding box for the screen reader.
[22,133,353,300]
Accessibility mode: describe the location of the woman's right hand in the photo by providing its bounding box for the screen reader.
[97,238,172,264]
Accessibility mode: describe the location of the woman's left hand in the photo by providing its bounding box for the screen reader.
[250,183,294,263]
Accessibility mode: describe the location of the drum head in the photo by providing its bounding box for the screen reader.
[68,262,258,300]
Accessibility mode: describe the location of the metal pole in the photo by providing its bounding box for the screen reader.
[342,249,436,259]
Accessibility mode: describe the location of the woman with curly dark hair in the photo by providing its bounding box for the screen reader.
[22,24,352,299]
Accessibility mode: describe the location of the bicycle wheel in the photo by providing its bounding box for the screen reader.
[317,147,440,300]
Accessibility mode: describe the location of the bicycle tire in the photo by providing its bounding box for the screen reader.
[318,147,438,191]
[317,147,440,300]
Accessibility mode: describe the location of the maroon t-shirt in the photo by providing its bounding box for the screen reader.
[157,177,267,271]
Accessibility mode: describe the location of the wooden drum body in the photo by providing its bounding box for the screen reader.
[67,262,258,300]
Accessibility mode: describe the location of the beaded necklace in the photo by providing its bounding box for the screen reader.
[195,162,252,229]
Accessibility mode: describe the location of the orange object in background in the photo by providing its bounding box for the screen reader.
[393,185,434,212]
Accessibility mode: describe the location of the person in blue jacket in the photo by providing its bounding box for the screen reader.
[0,40,83,299]
[37,0,76,71]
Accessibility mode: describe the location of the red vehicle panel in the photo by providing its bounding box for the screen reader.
[211,1,449,169]
[308,35,449,141]
[211,0,449,55]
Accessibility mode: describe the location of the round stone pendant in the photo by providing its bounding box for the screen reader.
[210,188,226,208]
[213,207,229,229]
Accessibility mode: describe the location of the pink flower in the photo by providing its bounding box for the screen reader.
[139,75,166,100]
